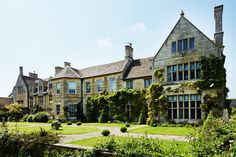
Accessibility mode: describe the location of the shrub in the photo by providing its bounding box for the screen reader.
[27,114,35,122]
[189,112,236,156]
[7,116,16,122]
[108,121,111,124]
[120,126,127,133]
[152,123,157,127]
[0,129,59,156]
[47,119,53,123]
[101,129,110,136]
[34,112,50,122]
[56,114,68,123]
[67,121,72,125]
[76,122,82,126]
[21,114,29,122]
[98,109,109,123]
[125,123,130,127]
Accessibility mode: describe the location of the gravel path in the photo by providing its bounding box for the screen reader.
[59,125,188,144]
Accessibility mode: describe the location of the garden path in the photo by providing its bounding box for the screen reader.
[59,125,188,144]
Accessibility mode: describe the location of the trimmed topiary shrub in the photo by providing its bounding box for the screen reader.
[34,112,50,122]
[125,123,130,127]
[76,122,82,126]
[67,121,72,125]
[120,126,127,133]
[101,129,110,136]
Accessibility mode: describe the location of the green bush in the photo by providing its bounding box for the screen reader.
[47,119,53,123]
[76,122,82,126]
[21,114,29,122]
[56,114,68,123]
[189,112,236,156]
[125,123,130,127]
[108,121,111,124]
[34,112,50,122]
[67,121,72,125]
[98,109,109,123]
[101,129,110,136]
[26,114,34,122]
[0,128,59,157]
[7,116,16,122]
[120,126,127,133]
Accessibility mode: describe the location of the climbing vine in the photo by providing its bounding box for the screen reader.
[146,83,167,126]
[86,88,146,123]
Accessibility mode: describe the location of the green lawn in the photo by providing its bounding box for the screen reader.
[4,122,99,135]
[82,122,137,127]
[128,126,193,136]
[68,136,188,152]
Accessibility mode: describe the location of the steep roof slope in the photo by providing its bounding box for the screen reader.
[123,57,153,79]
[53,66,81,80]
[78,60,129,78]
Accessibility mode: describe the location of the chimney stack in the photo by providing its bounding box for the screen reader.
[29,71,38,78]
[19,66,23,75]
[125,43,133,60]
[214,5,224,47]
[55,66,63,75]
[64,62,71,67]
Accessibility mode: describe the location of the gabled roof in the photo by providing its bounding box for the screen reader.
[78,59,129,78]
[52,66,81,80]
[22,75,40,87]
[123,57,152,79]
[153,15,218,60]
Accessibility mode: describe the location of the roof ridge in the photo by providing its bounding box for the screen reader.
[67,66,81,78]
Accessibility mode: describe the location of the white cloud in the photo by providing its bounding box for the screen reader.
[129,22,147,32]
[95,38,112,48]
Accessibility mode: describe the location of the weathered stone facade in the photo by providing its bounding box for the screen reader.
[153,5,224,122]
[12,67,52,112]
[50,46,152,119]
[11,5,224,122]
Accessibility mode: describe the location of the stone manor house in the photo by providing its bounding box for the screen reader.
[11,5,224,122]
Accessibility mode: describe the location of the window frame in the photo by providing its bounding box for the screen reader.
[109,77,116,92]
[56,83,60,94]
[96,79,103,93]
[126,80,133,89]
[171,41,177,53]
[85,82,91,94]
[68,82,77,94]
[144,78,152,88]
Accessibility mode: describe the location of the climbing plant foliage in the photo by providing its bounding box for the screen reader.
[86,88,146,123]
[146,83,167,126]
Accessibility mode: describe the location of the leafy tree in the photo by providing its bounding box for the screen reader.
[6,103,23,130]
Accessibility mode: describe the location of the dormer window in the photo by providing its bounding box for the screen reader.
[39,85,43,92]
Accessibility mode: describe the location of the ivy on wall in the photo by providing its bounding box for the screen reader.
[86,89,146,123]
[146,83,167,126]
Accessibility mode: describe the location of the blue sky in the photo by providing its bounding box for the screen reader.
[0,0,235,98]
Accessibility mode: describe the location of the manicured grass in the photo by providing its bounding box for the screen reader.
[68,136,188,152]
[82,122,137,127]
[5,122,99,135]
[128,126,193,136]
